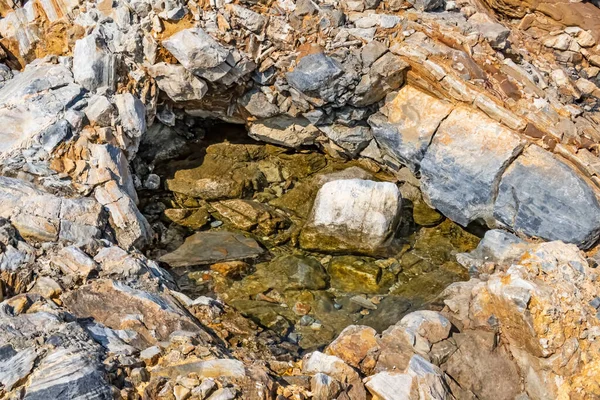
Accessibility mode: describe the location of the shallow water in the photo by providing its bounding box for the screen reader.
[138,124,480,350]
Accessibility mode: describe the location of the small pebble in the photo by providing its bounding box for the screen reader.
[210,220,223,228]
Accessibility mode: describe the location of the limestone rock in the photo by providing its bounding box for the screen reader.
[248,116,320,148]
[456,229,528,275]
[84,95,114,127]
[407,0,444,11]
[326,325,378,368]
[369,86,453,173]
[62,279,202,346]
[114,93,147,157]
[493,145,600,248]
[303,352,366,399]
[159,231,264,267]
[73,34,116,92]
[420,107,524,227]
[148,62,208,102]
[239,89,280,118]
[352,52,409,106]
[286,53,344,99]
[162,28,233,82]
[300,179,402,255]
[52,246,98,279]
[94,180,152,249]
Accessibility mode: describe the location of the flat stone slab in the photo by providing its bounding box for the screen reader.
[493,145,600,248]
[369,85,453,173]
[300,179,402,255]
[420,107,524,226]
[159,231,264,267]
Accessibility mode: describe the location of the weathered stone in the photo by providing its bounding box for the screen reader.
[365,371,416,399]
[159,231,264,267]
[156,359,245,379]
[361,41,388,67]
[62,279,202,346]
[420,107,524,227]
[326,325,378,368]
[84,95,114,127]
[73,33,116,91]
[114,93,147,157]
[248,116,320,148]
[52,246,98,278]
[0,347,36,391]
[468,13,510,49]
[369,86,453,172]
[286,53,344,96]
[407,0,444,11]
[352,53,409,106]
[328,256,395,294]
[148,62,208,102]
[24,348,113,400]
[395,311,452,353]
[311,373,342,400]
[300,179,402,255]
[227,4,267,33]
[94,180,151,249]
[456,229,528,274]
[494,145,600,248]
[162,28,233,82]
[239,89,280,118]
[319,124,373,157]
[303,352,366,399]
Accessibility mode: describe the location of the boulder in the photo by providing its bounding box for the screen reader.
[303,352,366,399]
[239,89,280,118]
[162,28,234,82]
[493,145,600,248]
[326,325,378,368]
[159,231,264,267]
[114,93,147,157]
[420,107,524,227]
[148,62,208,102]
[300,179,402,255]
[369,86,453,172]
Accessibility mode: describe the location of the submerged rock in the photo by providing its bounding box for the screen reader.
[300,179,402,255]
[159,231,264,267]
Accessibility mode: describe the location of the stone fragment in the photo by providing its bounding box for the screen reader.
[468,13,510,49]
[300,179,402,255]
[326,325,378,368]
[365,371,416,399]
[493,145,600,248]
[361,41,388,67]
[156,359,245,380]
[369,85,453,173]
[148,62,208,102]
[94,180,152,249]
[352,53,409,106]
[162,28,233,82]
[248,116,320,148]
[420,107,524,227]
[303,352,366,399]
[311,373,342,400]
[456,229,527,274]
[84,95,114,127]
[73,34,116,91]
[395,311,451,353]
[52,246,98,278]
[286,53,344,96]
[23,348,113,400]
[239,89,280,118]
[319,124,373,157]
[159,231,264,267]
[407,0,444,11]
[114,93,147,156]
[62,279,202,346]
[0,347,36,391]
[227,4,267,32]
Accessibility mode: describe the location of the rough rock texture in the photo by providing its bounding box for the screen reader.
[420,107,524,227]
[494,145,600,248]
[300,179,402,255]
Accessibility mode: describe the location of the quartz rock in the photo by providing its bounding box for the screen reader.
[300,179,402,255]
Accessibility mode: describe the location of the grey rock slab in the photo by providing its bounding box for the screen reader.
[368,85,453,173]
[407,0,445,11]
[159,231,264,267]
[286,52,344,94]
[148,62,208,102]
[420,107,524,227]
[493,145,600,248]
[319,124,373,157]
[300,179,402,255]
[0,347,37,391]
[351,52,409,106]
[24,348,113,400]
[162,28,233,82]
[456,229,528,274]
